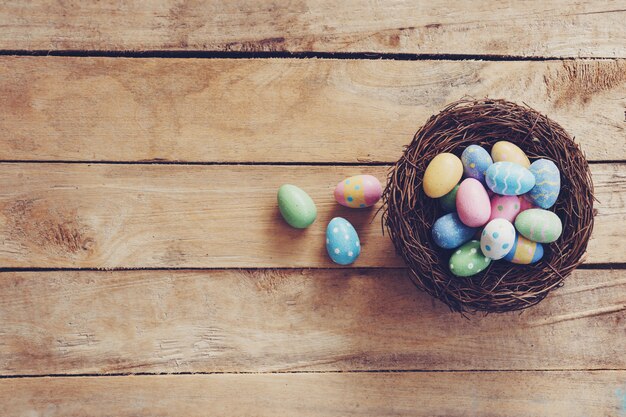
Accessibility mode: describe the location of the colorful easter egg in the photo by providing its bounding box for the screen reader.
[449,240,492,277]
[491,141,530,168]
[519,194,537,213]
[515,209,563,243]
[439,184,460,212]
[423,153,463,198]
[277,184,317,229]
[334,175,382,208]
[456,178,491,227]
[527,159,560,209]
[485,162,535,195]
[432,213,478,249]
[480,219,516,260]
[503,234,544,264]
[489,195,520,223]
[461,145,493,183]
[326,217,361,265]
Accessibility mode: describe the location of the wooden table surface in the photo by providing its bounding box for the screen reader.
[0,1,625,416]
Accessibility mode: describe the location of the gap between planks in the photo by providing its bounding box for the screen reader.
[2,368,626,380]
[0,49,622,61]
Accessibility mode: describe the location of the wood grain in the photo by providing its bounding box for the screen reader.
[0,163,622,268]
[1,57,625,163]
[0,268,623,375]
[1,1,625,57]
[2,371,625,417]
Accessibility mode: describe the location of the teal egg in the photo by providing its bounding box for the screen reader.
[449,240,491,277]
[461,145,493,183]
[527,159,560,209]
[326,217,361,265]
[485,162,535,195]
[514,209,563,243]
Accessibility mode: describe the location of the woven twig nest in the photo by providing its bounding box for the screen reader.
[382,98,595,313]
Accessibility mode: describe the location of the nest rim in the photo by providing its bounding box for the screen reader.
[382,98,595,314]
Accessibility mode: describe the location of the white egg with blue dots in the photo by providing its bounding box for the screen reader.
[480,218,516,260]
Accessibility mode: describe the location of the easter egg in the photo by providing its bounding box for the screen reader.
[432,213,477,249]
[456,178,491,227]
[485,162,535,195]
[439,184,460,212]
[326,217,361,265]
[519,194,537,213]
[527,159,560,209]
[491,141,530,168]
[277,184,317,229]
[461,145,493,183]
[504,234,544,264]
[480,219,516,260]
[449,240,492,277]
[514,209,563,243]
[489,195,520,223]
[423,153,463,198]
[334,175,382,208]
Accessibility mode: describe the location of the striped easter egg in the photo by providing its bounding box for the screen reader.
[527,159,560,209]
[485,162,535,196]
[514,209,563,243]
[503,234,544,264]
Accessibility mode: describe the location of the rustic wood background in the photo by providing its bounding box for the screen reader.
[0,1,625,416]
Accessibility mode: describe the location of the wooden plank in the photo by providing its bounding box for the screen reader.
[0,269,623,375]
[0,163,621,268]
[1,372,625,417]
[1,1,625,57]
[1,57,625,163]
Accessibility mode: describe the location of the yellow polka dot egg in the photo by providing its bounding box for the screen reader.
[334,175,382,208]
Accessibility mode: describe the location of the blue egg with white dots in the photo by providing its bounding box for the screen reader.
[480,218,516,260]
[461,145,493,184]
[326,217,361,265]
[432,213,478,249]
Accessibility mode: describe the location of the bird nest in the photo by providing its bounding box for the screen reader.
[382,98,595,313]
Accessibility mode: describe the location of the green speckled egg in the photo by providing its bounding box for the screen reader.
[449,240,492,277]
[514,209,562,243]
[277,184,317,229]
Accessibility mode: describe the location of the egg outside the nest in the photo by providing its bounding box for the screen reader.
[334,175,382,208]
[326,217,361,265]
[277,184,317,229]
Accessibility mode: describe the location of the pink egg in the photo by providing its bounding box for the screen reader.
[519,194,537,213]
[456,178,490,227]
[489,195,521,223]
